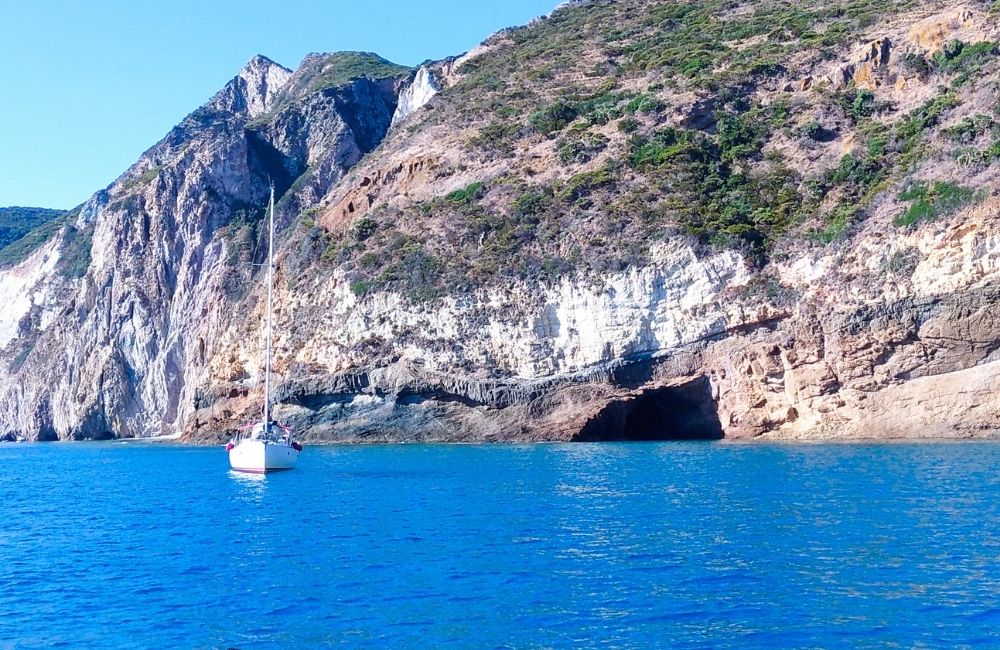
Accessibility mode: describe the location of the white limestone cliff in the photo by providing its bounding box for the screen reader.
[391,66,439,126]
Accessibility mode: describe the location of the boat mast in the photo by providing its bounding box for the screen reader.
[263,185,275,426]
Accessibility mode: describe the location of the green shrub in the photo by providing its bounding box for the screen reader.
[471,121,520,155]
[305,0,955,284]
[396,246,443,302]
[350,280,372,296]
[830,153,883,188]
[956,139,1000,165]
[9,339,35,372]
[351,217,377,241]
[628,129,694,169]
[617,117,640,133]
[942,114,994,142]
[895,180,978,226]
[811,207,854,244]
[444,182,486,205]
[799,120,824,140]
[558,167,616,202]
[866,134,888,157]
[529,98,580,135]
[224,207,264,267]
[309,52,411,90]
[894,93,959,158]
[557,131,609,163]
[120,166,162,192]
[297,206,321,226]
[575,92,630,125]
[716,114,767,161]
[624,94,662,114]
[898,52,932,79]
[933,40,998,79]
[512,191,551,218]
[835,88,887,123]
[56,224,94,279]
[625,114,804,261]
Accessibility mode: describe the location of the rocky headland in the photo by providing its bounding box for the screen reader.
[2,0,1000,443]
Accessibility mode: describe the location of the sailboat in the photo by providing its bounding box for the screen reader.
[226,186,302,473]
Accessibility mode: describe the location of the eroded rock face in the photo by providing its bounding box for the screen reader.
[0,54,403,441]
[907,7,986,53]
[829,37,892,89]
[827,5,1000,93]
[182,202,1000,445]
[391,66,439,126]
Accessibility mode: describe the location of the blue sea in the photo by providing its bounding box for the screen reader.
[1,441,999,648]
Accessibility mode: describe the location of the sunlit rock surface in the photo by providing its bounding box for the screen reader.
[4,1,1000,443]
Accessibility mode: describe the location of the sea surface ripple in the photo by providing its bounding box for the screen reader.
[1,441,998,648]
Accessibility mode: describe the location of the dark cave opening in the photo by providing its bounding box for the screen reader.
[574,376,723,442]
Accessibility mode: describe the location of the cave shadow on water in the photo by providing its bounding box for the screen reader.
[572,376,723,442]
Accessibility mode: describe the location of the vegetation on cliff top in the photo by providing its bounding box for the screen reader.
[299,52,411,93]
[0,207,67,268]
[300,0,998,302]
[249,52,411,127]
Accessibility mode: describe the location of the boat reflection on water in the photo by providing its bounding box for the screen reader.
[228,469,268,504]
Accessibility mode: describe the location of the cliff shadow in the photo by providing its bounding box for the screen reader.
[573,376,723,441]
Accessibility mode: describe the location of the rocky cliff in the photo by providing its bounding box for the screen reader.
[3,0,1000,443]
[0,52,408,440]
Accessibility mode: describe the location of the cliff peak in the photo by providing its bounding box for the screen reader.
[248,51,411,121]
[238,54,293,118]
[291,51,411,92]
[243,53,282,69]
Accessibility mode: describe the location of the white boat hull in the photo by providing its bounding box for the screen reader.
[228,439,299,473]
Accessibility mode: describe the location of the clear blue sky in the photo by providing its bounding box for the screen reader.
[0,0,559,209]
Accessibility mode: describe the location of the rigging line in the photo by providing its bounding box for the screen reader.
[263,183,275,426]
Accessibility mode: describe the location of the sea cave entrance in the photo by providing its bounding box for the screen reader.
[573,376,723,441]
